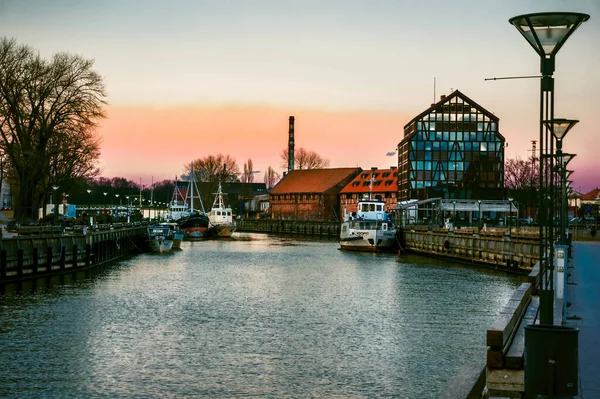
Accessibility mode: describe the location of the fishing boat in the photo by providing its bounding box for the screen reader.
[339,196,397,252]
[146,225,174,253]
[167,176,190,222]
[162,222,184,249]
[174,168,210,240]
[207,181,236,238]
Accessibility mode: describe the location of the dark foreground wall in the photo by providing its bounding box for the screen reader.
[0,226,147,282]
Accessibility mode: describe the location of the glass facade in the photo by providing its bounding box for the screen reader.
[398,91,505,200]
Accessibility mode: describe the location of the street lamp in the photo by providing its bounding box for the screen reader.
[452,201,457,224]
[508,197,514,236]
[477,200,482,230]
[509,12,589,325]
[52,186,59,225]
[544,119,578,245]
[103,192,108,221]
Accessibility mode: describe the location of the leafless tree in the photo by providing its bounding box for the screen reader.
[0,37,106,221]
[241,158,254,183]
[187,154,240,208]
[504,156,539,218]
[280,147,330,170]
[505,156,537,190]
[187,154,240,183]
[263,166,280,190]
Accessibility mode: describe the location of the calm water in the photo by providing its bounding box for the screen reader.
[0,233,521,398]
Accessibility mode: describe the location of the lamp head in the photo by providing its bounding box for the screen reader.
[559,152,576,166]
[509,12,590,75]
[543,118,579,141]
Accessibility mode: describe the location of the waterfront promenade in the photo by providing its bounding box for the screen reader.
[565,241,600,398]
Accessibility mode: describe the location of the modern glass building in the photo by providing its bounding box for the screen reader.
[397,90,505,201]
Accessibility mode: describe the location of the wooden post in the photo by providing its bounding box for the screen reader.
[60,246,66,269]
[72,245,78,268]
[33,247,39,274]
[17,249,24,277]
[85,244,91,266]
[47,247,53,272]
[0,249,6,278]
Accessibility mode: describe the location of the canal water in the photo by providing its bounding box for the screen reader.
[0,233,521,398]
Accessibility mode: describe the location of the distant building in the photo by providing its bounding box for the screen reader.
[398,90,505,201]
[580,187,600,219]
[269,168,362,221]
[339,167,398,216]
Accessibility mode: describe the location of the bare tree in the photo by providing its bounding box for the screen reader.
[505,156,537,190]
[187,154,240,183]
[0,37,106,221]
[241,158,254,183]
[280,147,330,170]
[263,166,281,190]
[505,156,539,219]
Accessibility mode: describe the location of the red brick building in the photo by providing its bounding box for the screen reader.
[269,168,361,221]
[339,167,398,217]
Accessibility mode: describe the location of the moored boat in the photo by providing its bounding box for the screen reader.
[146,225,174,253]
[162,222,184,249]
[207,181,236,238]
[339,197,397,252]
[172,168,210,240]
[178,212,210,240]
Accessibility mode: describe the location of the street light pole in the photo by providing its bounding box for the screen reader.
[508,197,514,237]
[544,119,578,245]
[509,12,589,325]
[52,186,59,225]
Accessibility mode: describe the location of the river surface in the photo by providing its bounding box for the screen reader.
[0,233,521,398]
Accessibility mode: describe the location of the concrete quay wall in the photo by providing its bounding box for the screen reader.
[401,226,539,273]
[237,219,340,238]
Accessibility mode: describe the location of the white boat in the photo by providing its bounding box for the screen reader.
[207,181,236,238]
[339,197,397,252]
[146,225,174,253]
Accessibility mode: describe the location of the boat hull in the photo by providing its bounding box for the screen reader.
[178,213,210,240]
[208,223,236,238]
[172,232,184,249]
[148,238,174,253]
[339,224,397,253]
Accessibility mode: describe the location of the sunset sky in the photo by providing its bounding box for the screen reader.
[2,0,599,193]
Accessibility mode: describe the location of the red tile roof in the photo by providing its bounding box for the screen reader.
[269,168,361,194]
[581,188,600,201]
[340,168,398,194]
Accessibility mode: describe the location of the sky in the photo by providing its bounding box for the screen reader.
[1,0,599,193]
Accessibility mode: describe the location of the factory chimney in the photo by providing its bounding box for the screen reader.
[288,116,295,173]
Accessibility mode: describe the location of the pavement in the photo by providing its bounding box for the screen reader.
[565,241,600,398]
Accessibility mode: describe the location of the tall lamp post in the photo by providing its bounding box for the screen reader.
[103,192,108,221]
[544,119,578,245]
[508,197,514,236]
[509,12,589,325]
[52,185,59,225]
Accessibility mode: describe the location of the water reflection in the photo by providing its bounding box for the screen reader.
[0,233,520,398]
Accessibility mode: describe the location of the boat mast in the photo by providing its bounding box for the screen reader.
[370,167,376,200]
